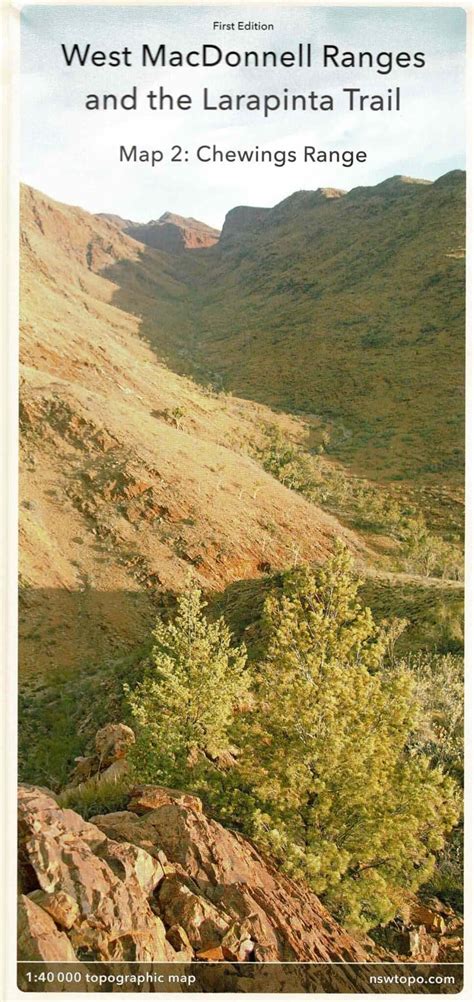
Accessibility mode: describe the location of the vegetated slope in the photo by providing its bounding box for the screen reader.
[135,172,463,483]
[98,210,220,252]
[20,184,363,680]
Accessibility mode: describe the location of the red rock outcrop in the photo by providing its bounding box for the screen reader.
[19,783,374,966]
[124,212,220,252]
[18,779,464,992]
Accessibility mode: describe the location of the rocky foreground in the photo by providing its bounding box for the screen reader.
[17,726,462,993]
[19,781,374,965]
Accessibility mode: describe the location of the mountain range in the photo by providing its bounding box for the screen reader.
[97,210,220,252]
[18,172,465,970]
[113,171,465,481]
[19,172,465,682]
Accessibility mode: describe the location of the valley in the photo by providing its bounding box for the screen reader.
[18,172,465,962]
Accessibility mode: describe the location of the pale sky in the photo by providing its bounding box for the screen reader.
[21,5,466,228]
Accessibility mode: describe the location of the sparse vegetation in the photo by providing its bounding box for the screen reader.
[255,425,463,580]
[57,776,131,819]
[161,405,186,429]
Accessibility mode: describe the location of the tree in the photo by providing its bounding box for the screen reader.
[126,585,249,793]
[402,514,463,580]
[233,545,460,931]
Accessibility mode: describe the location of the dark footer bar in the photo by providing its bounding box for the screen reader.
[17,962,463,994]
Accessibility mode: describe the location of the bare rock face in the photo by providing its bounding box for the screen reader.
[18,782,376,970]
[125,213,220,253]
[18,786,175,962]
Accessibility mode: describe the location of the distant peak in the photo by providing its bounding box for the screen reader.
[156,210,213,228]
[433,169,466,188]
[374,175,432,190]
[158,211,178,223]
[124,212,219,253]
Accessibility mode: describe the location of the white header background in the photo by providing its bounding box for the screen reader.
[21,4,466,226]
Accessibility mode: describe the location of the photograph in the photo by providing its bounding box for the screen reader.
[8,2,467,995]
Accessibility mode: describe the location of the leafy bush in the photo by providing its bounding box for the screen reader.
[401,515,463,580]
[258,428,316,495]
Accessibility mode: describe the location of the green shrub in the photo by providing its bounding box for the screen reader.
[230,546,460,931]
[57,776,131,820]
[401,515,463,580]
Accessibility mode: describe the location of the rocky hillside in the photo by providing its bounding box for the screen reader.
[20,184,365,679]
[98,210,220,252]
[18,782,373,968]
[18,724,463,990]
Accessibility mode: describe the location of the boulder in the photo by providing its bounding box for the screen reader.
[95,722,135,766]
[404,926,440,962]
[406,900,447,934]
[18,785,174,962]
[18,895,77,962]
[128,784,203,815]
[68,722,135,787]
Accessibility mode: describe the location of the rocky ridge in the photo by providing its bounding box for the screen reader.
[18,725,372,967]
[98,210,220,252]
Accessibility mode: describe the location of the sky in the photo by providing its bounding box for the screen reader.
[21,5,466,228]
